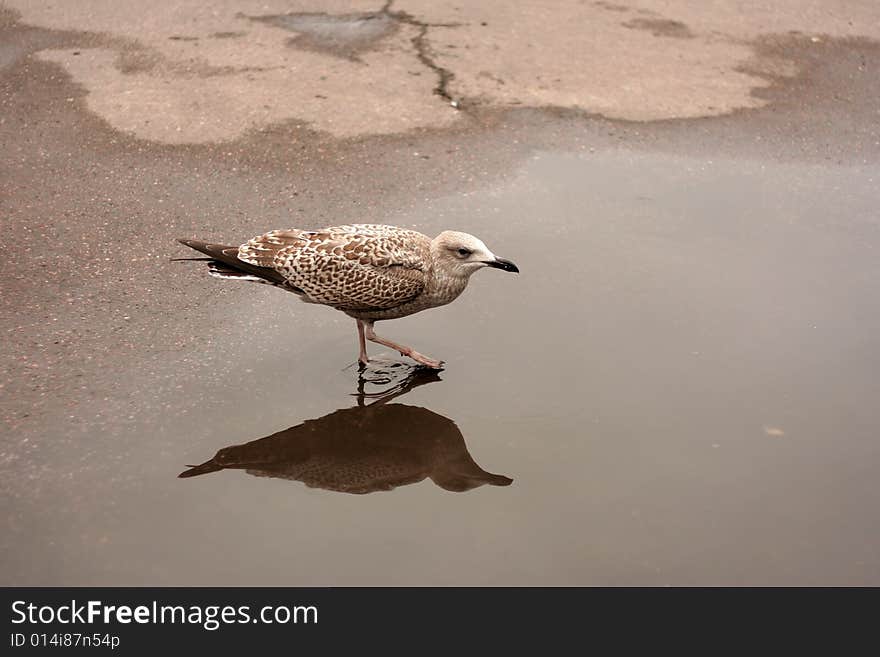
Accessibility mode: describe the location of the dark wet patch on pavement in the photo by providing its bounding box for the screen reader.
[622,17,695,39]
[2,9,880,586]
[4,146,879,585]
[248,11,399,62]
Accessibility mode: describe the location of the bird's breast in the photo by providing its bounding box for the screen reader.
[349,276,468,321]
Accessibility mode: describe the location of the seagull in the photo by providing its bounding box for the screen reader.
[177,224,519,368]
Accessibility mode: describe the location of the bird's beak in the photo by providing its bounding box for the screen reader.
[485,257,519,273]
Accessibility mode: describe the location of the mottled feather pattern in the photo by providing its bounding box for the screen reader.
[238,229,305,268]
[237,224,431,312]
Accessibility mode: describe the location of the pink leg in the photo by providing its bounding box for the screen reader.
[356,320,369,366]
[363,321,444,369]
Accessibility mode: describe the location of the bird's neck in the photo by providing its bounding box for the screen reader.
[426,251,470,303]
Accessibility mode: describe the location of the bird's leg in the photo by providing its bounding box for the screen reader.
[356,319,369,368]
[363,321,444,369]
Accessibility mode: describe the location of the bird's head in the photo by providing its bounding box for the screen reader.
[431,231,519,279]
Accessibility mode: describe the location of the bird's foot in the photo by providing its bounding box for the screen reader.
[406,350,445,370]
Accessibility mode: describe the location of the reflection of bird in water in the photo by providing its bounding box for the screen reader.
[179,366,512,494]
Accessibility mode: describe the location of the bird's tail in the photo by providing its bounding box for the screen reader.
[207,261,274,283]
[175,238,288,286]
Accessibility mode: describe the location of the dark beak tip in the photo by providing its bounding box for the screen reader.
[489,257,519,273]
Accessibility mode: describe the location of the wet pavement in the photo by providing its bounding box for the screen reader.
[3,2,880,586]
[4,147,879,585]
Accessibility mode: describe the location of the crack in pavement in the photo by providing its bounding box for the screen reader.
[245,1,462,110]
[381,0,461,109]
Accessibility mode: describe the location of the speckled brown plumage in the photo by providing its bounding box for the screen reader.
[237,225,431,313]
[177,223,519,368]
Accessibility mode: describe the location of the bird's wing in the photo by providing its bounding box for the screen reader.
[238,225,431,311]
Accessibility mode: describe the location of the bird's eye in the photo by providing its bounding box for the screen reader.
[457,248,471,256]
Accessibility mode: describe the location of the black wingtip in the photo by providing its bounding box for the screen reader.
[176,238,221,260]
[174,237,289,286]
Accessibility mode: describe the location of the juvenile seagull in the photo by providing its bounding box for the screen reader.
[177,224,518,368]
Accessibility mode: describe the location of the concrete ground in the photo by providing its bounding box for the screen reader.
[2,1,879,585]
[4,1,880,142]
[3,0,879,430]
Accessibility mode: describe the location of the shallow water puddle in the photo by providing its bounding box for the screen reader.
[5,149,880,585]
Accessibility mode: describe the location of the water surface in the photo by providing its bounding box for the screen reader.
[5,149,879,585]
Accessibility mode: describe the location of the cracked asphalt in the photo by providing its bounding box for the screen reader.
[2,1,880,585]
[6,1,880,142]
